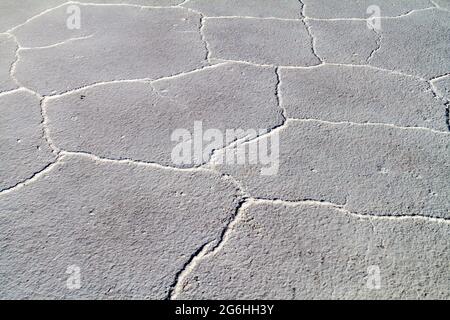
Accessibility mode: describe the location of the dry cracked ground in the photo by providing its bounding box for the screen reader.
[0,0,449,300]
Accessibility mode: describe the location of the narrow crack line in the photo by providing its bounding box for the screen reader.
[205,67,288,168]
[7,33,22,89]
[428,0,450,12]
[248,198,450,224]
[206,133,264,166]
[288,61,428,82]
[201,198,248,257]
[305,7,437,21]
[177,0,192,6]
[59,150,214,173]
[298,0,323,63]
[204,15,357,22]
[71,1,147,8]
[288,118,449,134]
[199,14,211,62]
[366,27,382,63]
[428,80,447,101]
[204,16,302,21]
[323,62,426,81]
[299,0,306,18]
[5,2,71,33]
[426,80,450,132]
[71,1,192,10]
[299,11,323,63]
[429,72,450,83]
[210,58,276,68]
[307,17,371,21]
[45,78,153,99]
[430,0,450,12]
[429,0,439,8]
[0,157,61,196]
[205,121,288,168]
[4,33,43,96]
[445,102,450,132]
[20,34,94,50]
[212,57,325,69]
[220,174,249,198]
[368,6,437,19]
[248,197,345,209]
[0,88,24,97]
[165,241,212,300]
[169,198,248,299]
[40,98,60,154]
[20,87,40,97]
[151,62,227,83]
[275,67,286,120]
[47,63,227,99]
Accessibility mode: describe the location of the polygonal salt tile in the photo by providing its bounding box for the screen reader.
[12,5,207,95]
[369,9,450,79]
[307,20,379,64]
[177,201,450,299]
[0,154,242,299]
[303,0,431,19]
[0,89,55,190]
[204,17,320,66]
[210,120,450,218]
[184,0,303,19]
[432,75,450,101]
[45,63,283,166]
[432,0,450,10]
[0,34,18,92]
[0,0,66,32]
[280,64,448,131]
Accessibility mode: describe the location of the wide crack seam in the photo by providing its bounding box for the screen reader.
[298,0,323,64]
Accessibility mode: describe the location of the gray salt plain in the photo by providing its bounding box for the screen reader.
[0,0,449,299]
